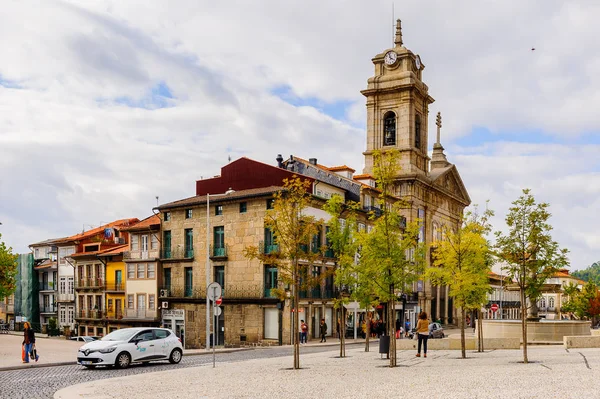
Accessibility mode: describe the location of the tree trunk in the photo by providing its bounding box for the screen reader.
[365,312,371,352]
[293,271,300,369]
[521,290,528,363]
[389,296,396,367]
[339,306,346,358]
[460,307,466,359]
[477,308,484,352]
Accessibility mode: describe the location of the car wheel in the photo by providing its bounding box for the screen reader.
[115,352,131,369]
[169,348,182,364]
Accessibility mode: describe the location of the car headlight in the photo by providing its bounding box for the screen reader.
[99,346,117,354]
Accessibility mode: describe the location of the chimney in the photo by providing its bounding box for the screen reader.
[309,158,318,165]
[276,154,284,168]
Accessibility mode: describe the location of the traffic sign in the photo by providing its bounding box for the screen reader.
[215,298,223,306]
[214,306,222,317]
[207,282,222,301]
[491,303,499,312]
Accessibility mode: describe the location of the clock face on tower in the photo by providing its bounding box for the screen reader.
[384,51,397,65]
[415,55,421,70]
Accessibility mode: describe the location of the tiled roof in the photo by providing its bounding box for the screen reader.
[121,215,161,231]
[71,244,128,258]
[30,237,68,247]
[327,165,356,173]
[34,259,57,270]
[353,174,374,180]
[57,218,140,244]
[158,186,282,210]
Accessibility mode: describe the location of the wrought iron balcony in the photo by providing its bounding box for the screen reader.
[161,247,194,260]
[78,309,104,319]
[260,241,280,255]
[363,205,383,217]
[210,244,228,259]
[39,282,56,291]
[40,306,57,314]
[124,249,160,260]
[164,284,266,300]
[105,283,125,292]
[75,278,105,289]
[106,308,124,320]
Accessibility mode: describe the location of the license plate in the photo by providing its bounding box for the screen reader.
[81,361,93,365]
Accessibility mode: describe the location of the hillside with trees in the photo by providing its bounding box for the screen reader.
[572,262,600,284]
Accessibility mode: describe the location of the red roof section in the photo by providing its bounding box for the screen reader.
[121,215,160,231]
[327,165,356,173]
[57,218,139,244]
[353,174,374,180]
[71,244,128,258]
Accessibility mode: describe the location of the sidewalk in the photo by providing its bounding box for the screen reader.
[54,345,600,399]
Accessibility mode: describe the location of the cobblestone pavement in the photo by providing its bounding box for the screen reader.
[0,344,351,399]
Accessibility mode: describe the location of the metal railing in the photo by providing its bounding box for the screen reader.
[78,309,104,319]
[363,205,383,217]
[161,247,194,260]
[39,282,56,291]
[210,244,228,258]
[163,284,265,299]
[260,241,279,255]
[106,309,124,320]
[40,306,57,313]
[124,249,160,260]
[124,308,157,319]
[75,278,105,289]
[105,283,125,292]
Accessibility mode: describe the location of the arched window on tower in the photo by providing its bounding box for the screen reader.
[415,114,421,150]
[383,112,396,146]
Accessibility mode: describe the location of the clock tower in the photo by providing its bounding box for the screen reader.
[362,19,434,177]
[360,20,472,324]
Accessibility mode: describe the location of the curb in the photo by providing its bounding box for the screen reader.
[0,348,254,372]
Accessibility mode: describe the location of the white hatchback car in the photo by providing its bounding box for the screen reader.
[77,327,183,369]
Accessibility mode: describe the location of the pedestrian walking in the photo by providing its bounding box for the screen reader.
[300,320,308,344]
[415,312,429,358]
[22,322,39,363]
[404,320,410,337]
[319,319,327,343]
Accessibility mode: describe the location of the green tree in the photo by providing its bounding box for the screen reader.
[572,262,600,285]
[0,234,18,300]
[495,189,569,364]
[562,281,598,319]
[356,149,425,367]
[425,207,493,359]
[323,194,359,358]
[243,176,322,369]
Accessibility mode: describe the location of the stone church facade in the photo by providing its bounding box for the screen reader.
[362,20,471,323]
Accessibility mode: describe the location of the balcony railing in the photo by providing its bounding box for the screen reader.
[78,309,104,319]
[210,245,228,258]
[75,278,105,289]
[163,284,267,300]
[363,205,383,217]
[124,249,160,260]
[264,288,278,298]
[161,247,194,260]
[40,306,57,314]
[124,308,157,319]
[105,283,125,292]
[324,249,335,258]
[57,293,74,302]
[39,282,56,291]
[106,309,124,320]
[260,241,280,255]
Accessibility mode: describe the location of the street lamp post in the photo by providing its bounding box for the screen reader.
[205,189,235,351]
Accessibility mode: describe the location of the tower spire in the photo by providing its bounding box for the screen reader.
[394,19,403,47]
[431,111,449,170]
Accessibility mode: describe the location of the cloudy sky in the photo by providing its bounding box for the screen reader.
[1,0,599,270]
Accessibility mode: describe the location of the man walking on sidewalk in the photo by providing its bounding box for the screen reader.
[319,319,327,343]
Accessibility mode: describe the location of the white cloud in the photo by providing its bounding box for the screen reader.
[1,0,599,270]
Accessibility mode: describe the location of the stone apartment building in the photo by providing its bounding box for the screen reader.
[157,157,376,348]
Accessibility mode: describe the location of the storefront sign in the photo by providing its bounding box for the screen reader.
[162,309,184,319]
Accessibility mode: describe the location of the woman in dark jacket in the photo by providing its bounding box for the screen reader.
[22,322,39,363]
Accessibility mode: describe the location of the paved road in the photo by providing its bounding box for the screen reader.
[0,344,352,399]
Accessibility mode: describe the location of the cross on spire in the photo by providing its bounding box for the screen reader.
[394,19,403,47]
[436,112,442,144]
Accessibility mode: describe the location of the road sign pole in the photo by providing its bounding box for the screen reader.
[213,286,217,368]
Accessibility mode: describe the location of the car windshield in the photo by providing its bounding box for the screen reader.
[101,329,139,342]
